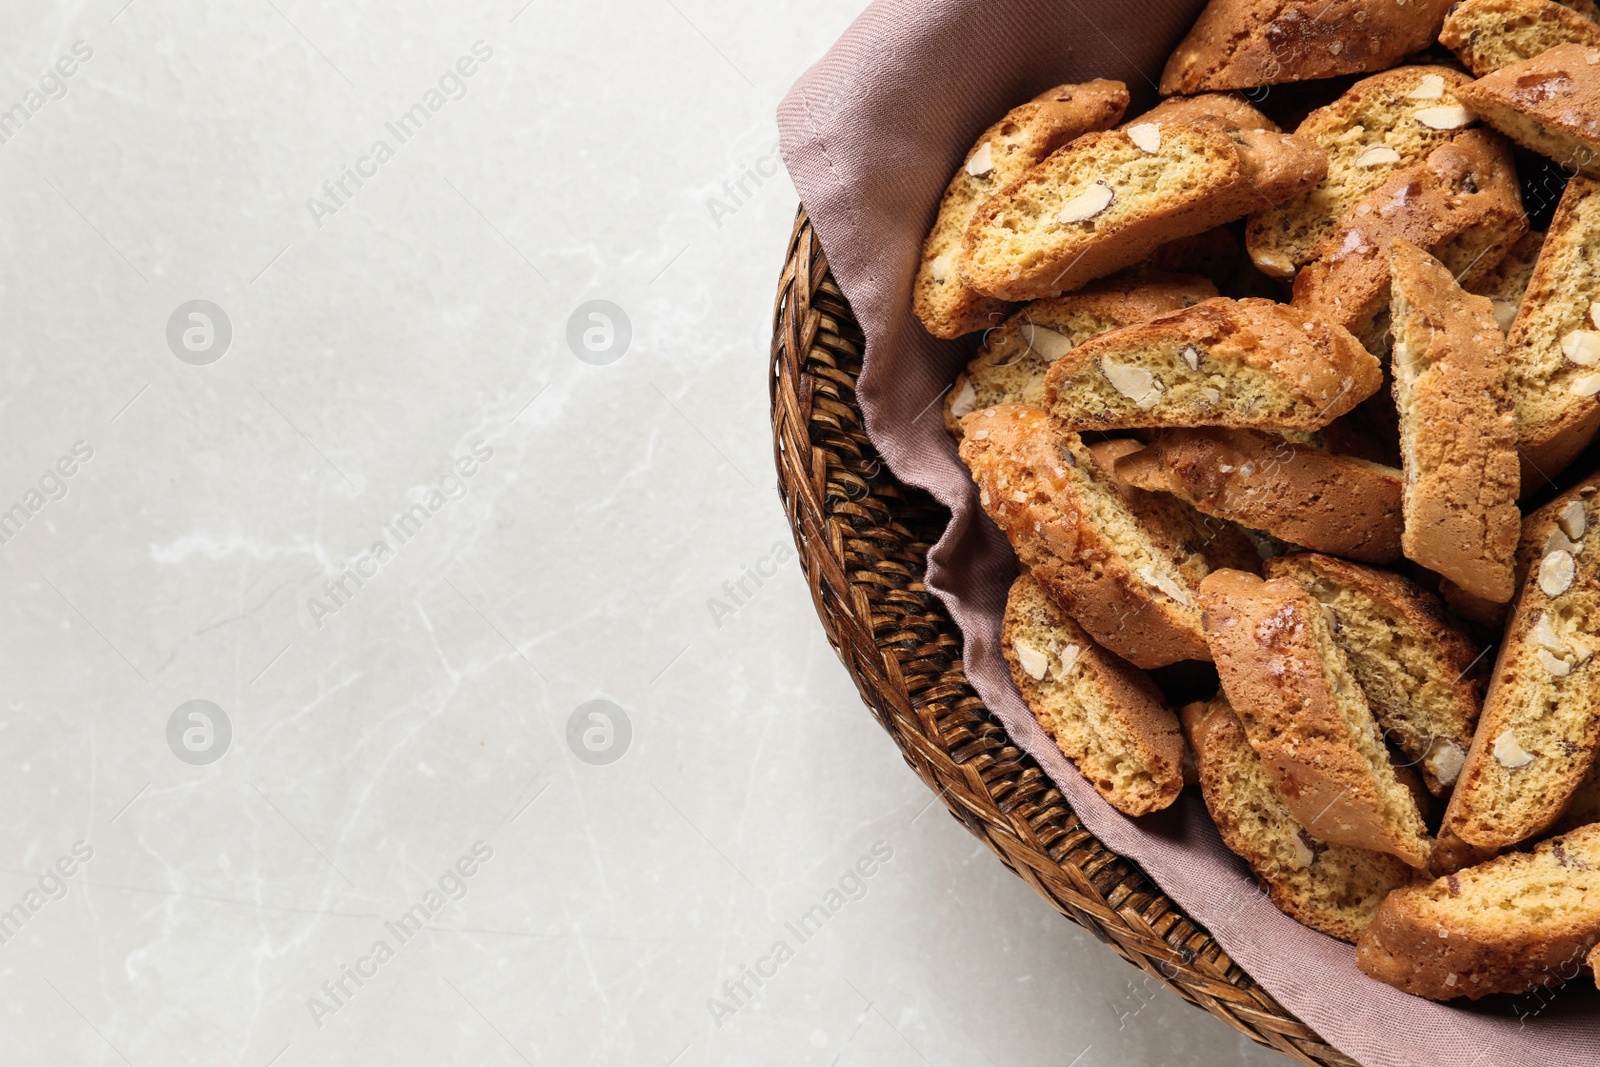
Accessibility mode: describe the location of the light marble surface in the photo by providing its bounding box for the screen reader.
[0,2,1291,1064]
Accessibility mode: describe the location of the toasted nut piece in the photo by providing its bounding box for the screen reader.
[1539,648,1574,677]
[1407,74,1446,101]
[965,141,995,178]
[1356,146,1402,167]
[1494,729,1535,768]
[1541,550,1577,596]
[1127,122,1161,154]
[1562,329,1600,366]
[1018,323,1076,360]
[1100,358,1161,407]
[1415,105,1474,129]
[1013,638,1050,680]
[1490,298,1518,332]
[1571,372,1600,396]
[1425,740,1467,789]
[1179,344,1202,370]
[949,379,978,419]
[1560,500,1588,540]
[1056,183,1115,224]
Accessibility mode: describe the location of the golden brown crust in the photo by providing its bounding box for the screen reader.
[1387,239,1522,604]
[1440,0,1600,76]
[1183,694,1417,941]
[1290,130,1529,352]
[1043,297,1382,433]
[944,271,1218,436]
[1199,569,1433,868]
[1444,475,1600,849]
[1506,178,1600,489]
[1455,43,1600,180]
[1003,574,1185,816]
[959,405,1216,666]
[1159,0,1456,96]
[913,81,1130,338]
[1117,429,1404,563]
[1356,824,1600,1000]
[961,124,1260,301]
[1262,553,1485,796]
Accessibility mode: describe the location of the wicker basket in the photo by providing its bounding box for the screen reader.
[769,207,1363,1067]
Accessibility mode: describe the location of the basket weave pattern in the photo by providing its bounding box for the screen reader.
[769,208,1361,1067]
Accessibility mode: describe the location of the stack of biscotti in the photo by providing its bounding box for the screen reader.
[915,0,1600,998]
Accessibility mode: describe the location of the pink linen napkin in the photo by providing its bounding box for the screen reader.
[776,3,1600,1064]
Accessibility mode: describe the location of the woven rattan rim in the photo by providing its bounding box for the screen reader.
[769,206,1363,1067]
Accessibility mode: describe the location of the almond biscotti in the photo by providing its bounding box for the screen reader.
[1042,297,1381,432]
[1505,177,1600,484]
[1003,574,1186,816]
[1356,824,1600,999]
[1444,477,1600,850]
[913,81,1130,339]
[960,404,1236,666]
[1388,240,1522,603]
[1245,66,1479,278]
[1440,0,1600,76]
[1159,0,1456,96]
[1262,553,1484,796]
[1199,569,1434,868]
[1469,229,1545,332]
[1291,131,1528,353]
[961,124,1278,301]
[1182,695,1416,941]
[943,270,1217,435]
[1115,429,1404,563]
[1456,44,1600,180]
[1123,93,1328,203]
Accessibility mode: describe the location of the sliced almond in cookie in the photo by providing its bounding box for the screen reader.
[1003,574,1185,816]
[1264,553,1484,797]
[1183,694,1414,942]
[1043,297,1380,433]
[1199,569,1434,869]
[1444,478,1600,851]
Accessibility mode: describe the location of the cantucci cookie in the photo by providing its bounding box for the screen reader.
[1388,239,1522,603]
[1182,694,1415,941]
[960,404,1238,667]
[1356,824,1600,1000]
[914,80,1130,338]
[1199,569,1434,869]
[1291,131,1528,353]
[1444,477,1600,850]
[1505,178,1600,484]
[943,270,1217,435]
[1245,66,1478,278]
[1441,0,1600,76]
[961,124,1274,301]
[1159,0,1456,96]
[1122,93,1328,203]
[1042,297,1381,432]
[1262,553,1484,796]
[1468,229,1545,333]
[1456,44,1600,179]
[1003,573,1186,816]
[1115,428,1405,563]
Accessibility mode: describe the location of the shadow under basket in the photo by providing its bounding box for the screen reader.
[768,206,1362,1067]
